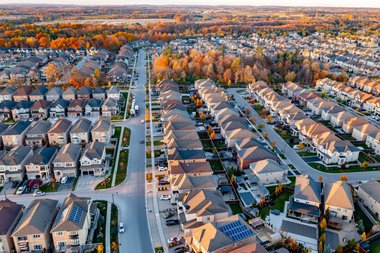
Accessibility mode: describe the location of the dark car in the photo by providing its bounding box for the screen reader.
[174,246,187,253]
[12,181,20,188]
[158,180,169,185]
[166,219,179,226]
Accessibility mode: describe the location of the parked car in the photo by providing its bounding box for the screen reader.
[157,166,167,171]
[141,119,145,124]
[168,237,182,248]
[119,223,125,233]
[140,140,145,144]
[61,176,68,184]
[16,181,28,195]
[160,194,171,200]
[33,190,46,197]
[293,145,299,150]
[27,179,35,188]
[158,180,169,185]
[166,219,179,226]
[33,180,42,189]
[174,246,187,253]
[164,212,175,219]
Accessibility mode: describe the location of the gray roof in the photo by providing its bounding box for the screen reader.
[251,159,287,174]
[46,87,63,96]
[48,118,72,134]
[71,118,92,133]
[2,121,31,136]
[31,100,51,110]
[53,143,81,163]
[63,87,77,96]
[0,86,16,96]
[0,199,24,235]
[26,120,52,135]
[26,147,57,165]
[0,146,33,166]
[281,219,317,239]
[81,141,106,160]
[91,118,111,132]
[52,98,69,108]
[30,87,48,96]
[107,86,120,95]
[0,122,9,134]
[294,175,321,204]
[12,199,58,237]
[78,86,92,95]
[51,193,90,232]
[359,180,380,203]
[86,98,102,108]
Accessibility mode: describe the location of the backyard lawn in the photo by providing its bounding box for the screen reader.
[354,203,373,234]
[260,191,292,219]
[229,203,244,214]
[209,159,224,172]
[369,240,380,252]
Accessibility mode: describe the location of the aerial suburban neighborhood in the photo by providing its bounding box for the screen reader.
[0,3,379,253]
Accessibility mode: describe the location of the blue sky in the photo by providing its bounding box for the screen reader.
[2,0,380,8]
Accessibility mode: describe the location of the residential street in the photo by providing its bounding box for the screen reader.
[230,88,380,183]
[0,49,153,253]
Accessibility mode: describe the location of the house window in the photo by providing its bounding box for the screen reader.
[33,234,40,238]
[18,237,27,241]
[58,242,65,247]
[34,245,42,250]
[56,232,63,236]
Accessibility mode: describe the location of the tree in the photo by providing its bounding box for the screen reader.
[320,218,327,231]
[258,124,264,129]
[340,175,348,181]
[298,142,306,150]
[318,175,323,182]
[335,244,343,253]
[362,232,367,241]
[249,98,255,104]
[208,125,213,134]
[97,245,104,253]
[264,132,269,138]
[51,178,56,191]
[210,131,216,140]
[362,161,368,168]
[270,141,277,150]
[318,241,324,253]
[250,117,257,125]
[199,112,205,122]
[285,71,296,82]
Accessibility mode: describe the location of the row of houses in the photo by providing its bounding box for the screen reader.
[0,138,108,185]
[0,97,119,121]
[287,80,380,160]
[157,79,267,253]
[0,118,113,148]
[316,78,380,113]
[0,194,97,253]
[0,86,121,102]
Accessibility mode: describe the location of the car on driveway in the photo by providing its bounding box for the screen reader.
[33,190,46,197]
[16,181,27,195]
[160,194,171,200]
[119,223,125,233]
[157,166,167,171]
[141,119,145,124]
[61,176,68,184]
[168,237,182,248]
[174,246,187,253]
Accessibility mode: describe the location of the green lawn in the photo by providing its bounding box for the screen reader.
[297,151,317,157]
[354,203,373,234]
[110,204,119,252]
[198,131,210,140]
[369,240,380,252]
[201,139,213,149]
[260,191,292,219]
[309,163,380,173]
[93,201,107,246]
[114,150,129,186]
[39,182,60,192]
[209,159,224,171]
[122,128,131,147]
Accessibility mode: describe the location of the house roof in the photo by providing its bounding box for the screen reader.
[12,199,58,237]
[51,98,69,108]
[250,159,287,174]
[49,118,72,134]
[167,148,206,161]
[237,146,277,162]
[325,181,354,210]
[294,175,321,204]
[167,138,203,150]
[235,137,265,150]
[171,174,217,191]
[77,86,92,95]
[30,87,48,96]
[169,161,213,175]
[26,147,57,165]
[26,120,52,135]
[81,141,106,160]
[0,146,32,166]
[107,86,120,95]
[323,140,360,153]
[359,180,380,203]
[2,121,31,135]
[63,87,77,96]
[71,118,92,133]
[14,87,32,96]
[31,99,51,110]
[91,118,111,133]
[53,143,81,163]
[352,123,379,135]
[51,193,91,232]
[46,87,63,96]
[0,199,24,235]
[182,189,229,217]
[86,98,103,108]
[13,100,34,109]
[68,99,86,108]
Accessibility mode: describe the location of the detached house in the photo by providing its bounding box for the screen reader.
[0,100,16,120]
[0,199,24,253]
[13,87,32,102]
[12,100,34,120]
[101,97,119,117]
[70,118,92,144]
[91,118,112,143]
[25,147,58,180]
[107,86,121,100]
[0,146,33,185]
[342,117,368,134]
[67,99,85,117]
[2,121,31,148]
[12,199,59,253]
[249,159,288,185]
[80,141,106,176]
[317,140,360,165]
[77,86,92,100]
[325,181,354,223]
[48,119,72,146]
[50,99,69,118]
[0,86,16,101]
[29,87,48,102]
[46,87,63,102]
[351,123,379,141]
[92,87,106,100]
[357,181,380,219]
[25,120,52,147]
[366,132,380,155]
[31,100,51,119]
[53,143,81,180]
[237,146,278,170]
[62,87,77,101]
[51,194,93,252]
[85,98,102,117]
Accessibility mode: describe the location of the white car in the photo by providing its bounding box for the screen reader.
[167,236,181,244]
[16,186,26,195]
[157,166,167,171]
[33,190,45,197]
[119,223,125,233]
[141,119,145,124]
[293,145,299,150]
[61,176,68,184]
[160,194,171,200]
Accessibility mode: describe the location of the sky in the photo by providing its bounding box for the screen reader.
[1,0,380,8]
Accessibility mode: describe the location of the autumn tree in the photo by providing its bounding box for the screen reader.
[210,131,216,140]
[340,175,348,182]
[320,218,327,231]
